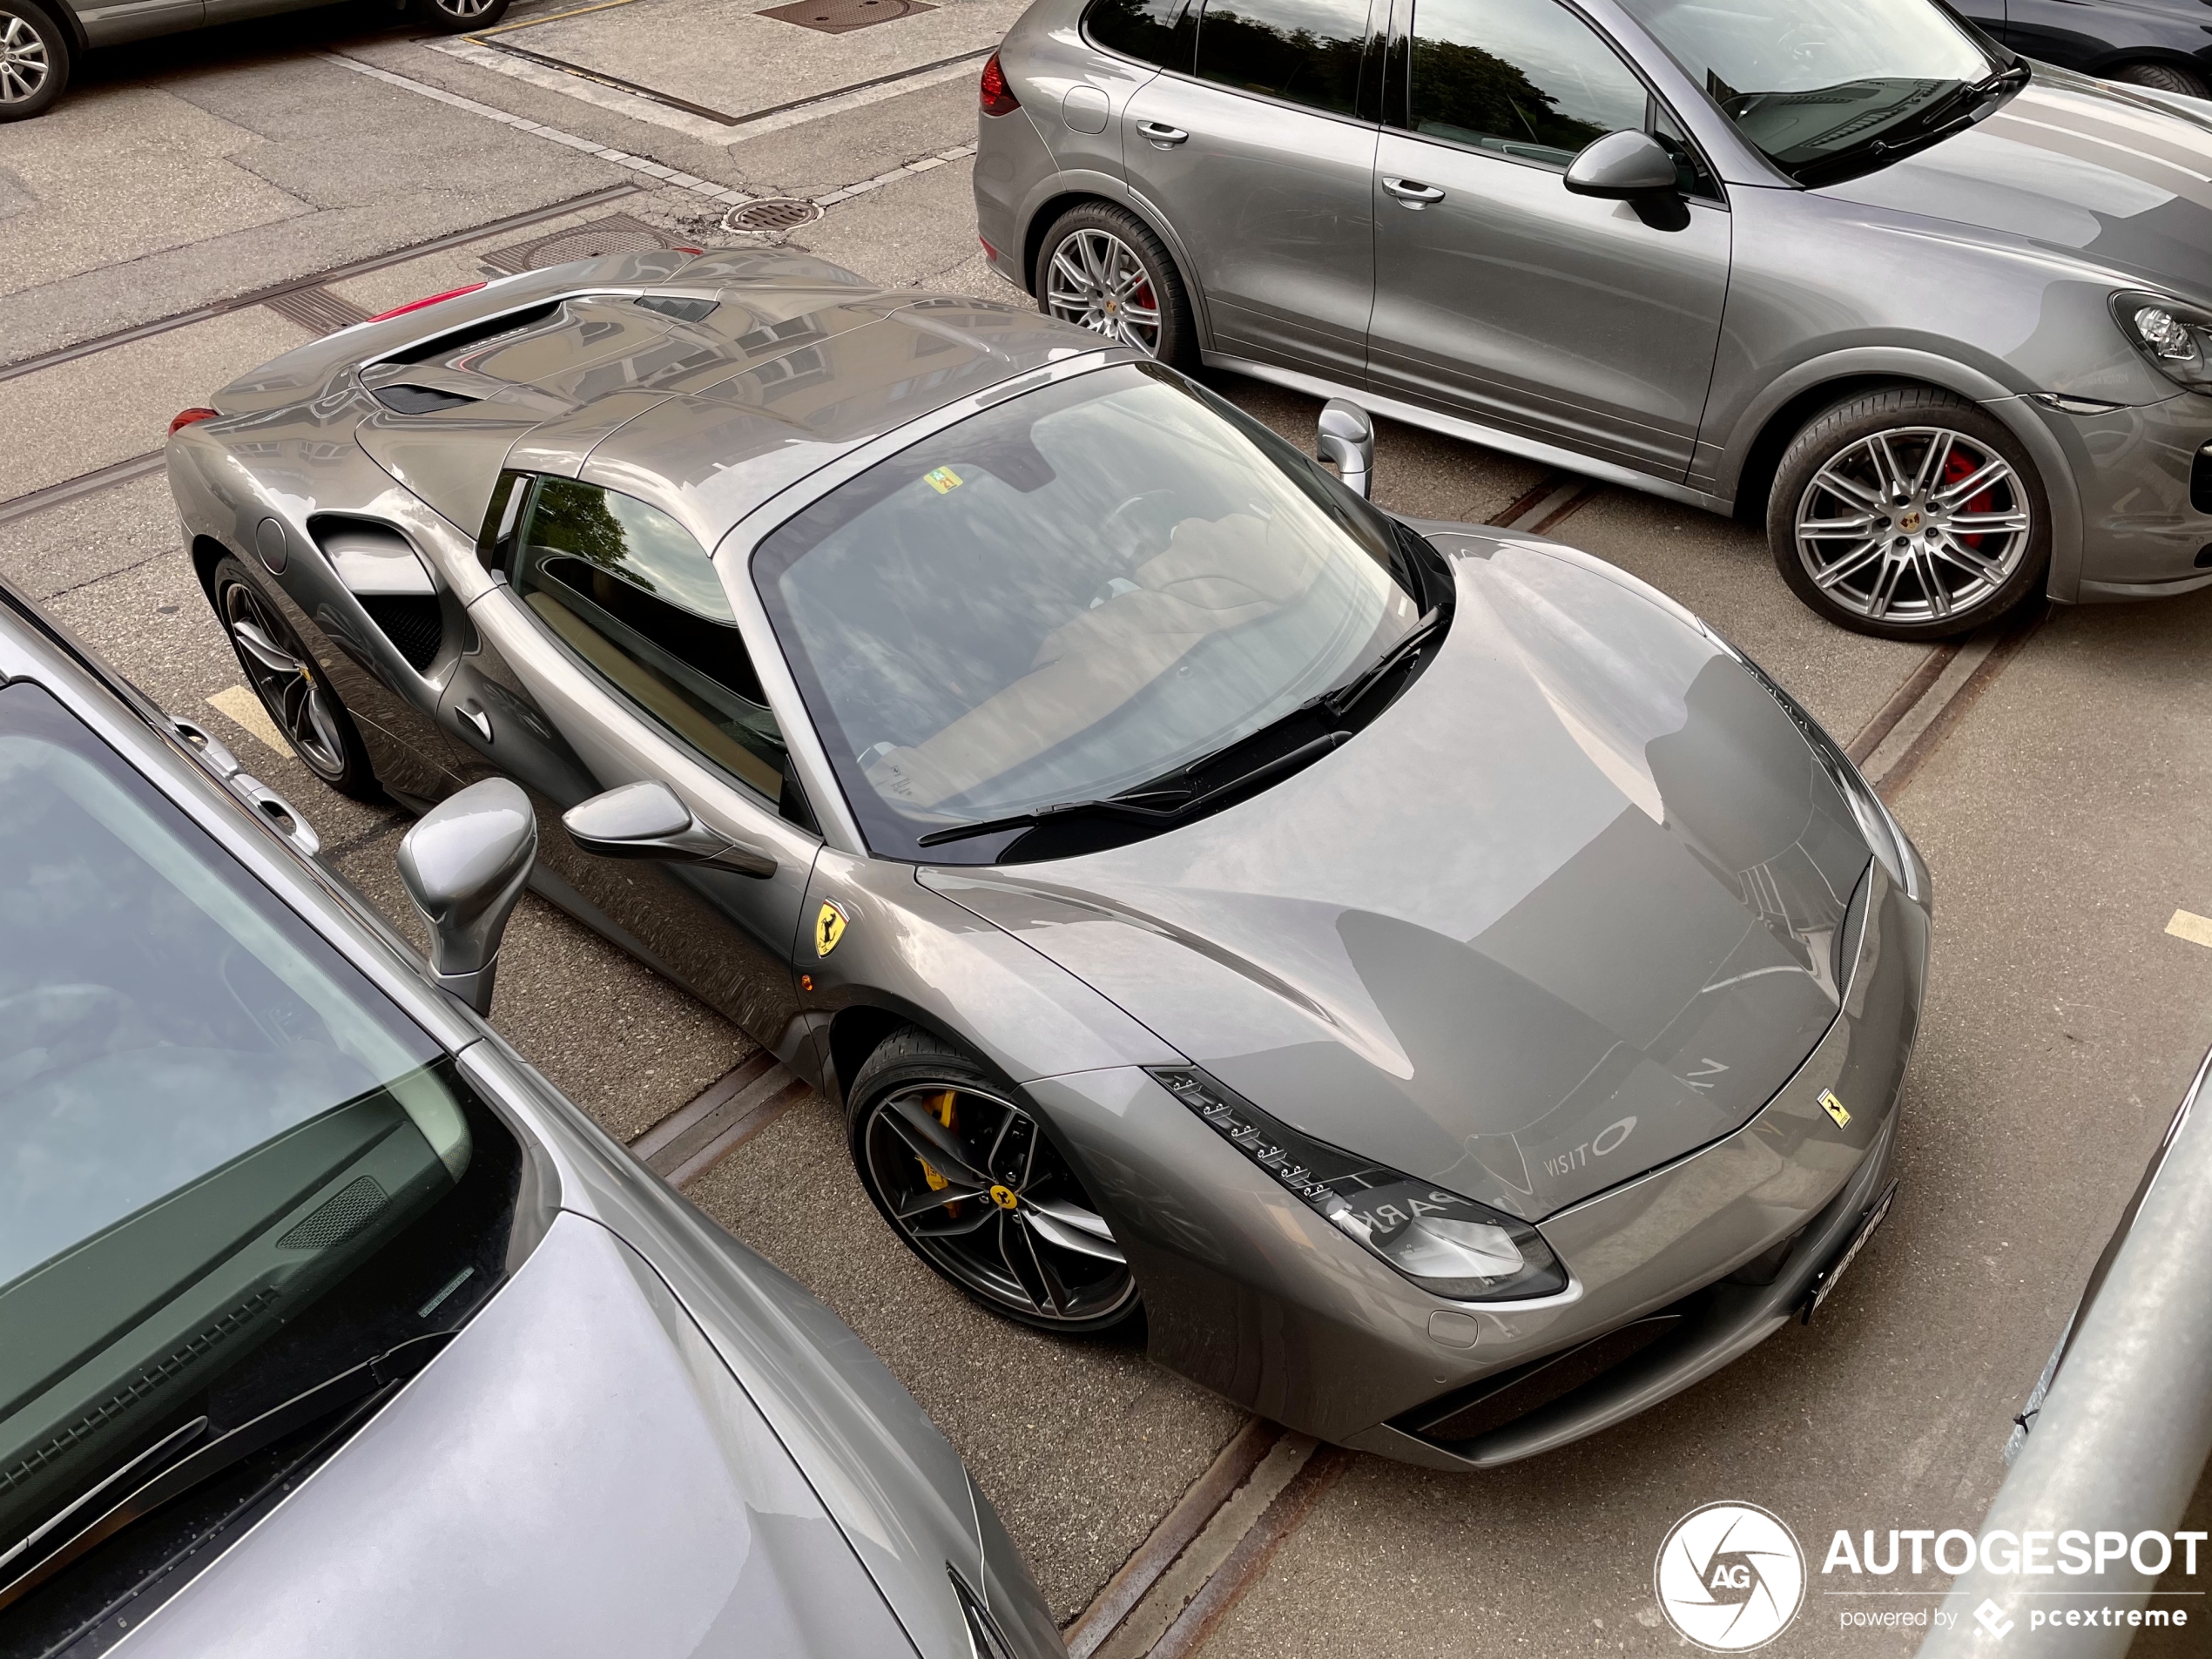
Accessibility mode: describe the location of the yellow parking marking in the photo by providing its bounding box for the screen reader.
[2165,909,2212,949]
[207,685,287,757]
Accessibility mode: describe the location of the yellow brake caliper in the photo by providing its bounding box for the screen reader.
[917,1089,960,1212]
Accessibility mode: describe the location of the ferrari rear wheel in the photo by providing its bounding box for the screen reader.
[848,1028,1141,1336]
[211,556,381,801]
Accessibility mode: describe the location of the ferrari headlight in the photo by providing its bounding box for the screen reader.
[1150,1068,1569,1301]
[2114,291,2212,391]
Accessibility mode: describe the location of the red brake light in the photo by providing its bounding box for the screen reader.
[169,408,219,435]
[980,52,1019,118]
[366,282,488,324]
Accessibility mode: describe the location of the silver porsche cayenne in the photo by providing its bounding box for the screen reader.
[166,249,1929,1469]
[0,584,1057,1657]
[974,0,2212,639]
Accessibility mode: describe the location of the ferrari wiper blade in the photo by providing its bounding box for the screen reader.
[0,1333,452,1612]
[916,732,1351,849]
[1313,606,1447,719]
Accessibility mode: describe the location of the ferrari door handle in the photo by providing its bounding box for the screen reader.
[1136,121,1189,147]
[1383,177,1447,206]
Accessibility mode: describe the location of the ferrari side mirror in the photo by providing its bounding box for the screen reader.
[1317,398,1374,499]
[563,779,776,879]
[398,778,537,1015]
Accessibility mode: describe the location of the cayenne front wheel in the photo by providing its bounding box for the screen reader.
[848,1028,1141,1336]
[210,556,381,800]
[0,2,68,122]
[1035,204,1194,367]
[1767,387,2049,640]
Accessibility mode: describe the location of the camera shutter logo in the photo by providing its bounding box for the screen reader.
[1653,1501,1806,1651]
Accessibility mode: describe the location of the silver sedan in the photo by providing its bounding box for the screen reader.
[166,252,1929,1467]
[974,0,2212,638]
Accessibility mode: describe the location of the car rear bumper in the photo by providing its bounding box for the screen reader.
[1028,862,1928,1460]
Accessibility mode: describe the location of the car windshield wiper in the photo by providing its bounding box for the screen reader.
[1792,61,2029,185]
[0,1333,451,1611]
[1312,605,1447,720]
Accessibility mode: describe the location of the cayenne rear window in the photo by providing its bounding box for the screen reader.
[1193,0,1376,117]
[0,681,536,1653]
[1086,0,1196,70]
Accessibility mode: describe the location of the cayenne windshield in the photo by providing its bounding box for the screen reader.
[753,363,1426,863]
[1619,0,2002,182]
[0,682,524,1636]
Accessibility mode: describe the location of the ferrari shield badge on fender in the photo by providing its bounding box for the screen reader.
[814,900,848,959]
[1820,1089,1851,1128]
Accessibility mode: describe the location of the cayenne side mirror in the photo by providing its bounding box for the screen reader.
[563,780,776,879]
[1317,398,1374,499]
[397,778,537,1015]
[1564,129,1683,200]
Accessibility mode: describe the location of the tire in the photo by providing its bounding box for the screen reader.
[209,556,383,801]
[0,0,69,123]
[847,1025,1143,1337]
[1035,202,1197,368]
[409,0,509,32]
[2111,61,2209,99]
[1766,386,2050,640]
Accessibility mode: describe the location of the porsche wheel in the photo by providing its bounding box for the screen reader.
[2112,61,2209,100]
[409,0,510,31]
[1767,386,2048,640]
[1035,203,1194,368]
[0,2,67,122]
[211,557,381,801]
[849,1028,1141,1336]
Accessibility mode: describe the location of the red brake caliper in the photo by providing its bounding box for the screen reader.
[1942,445,1993,553]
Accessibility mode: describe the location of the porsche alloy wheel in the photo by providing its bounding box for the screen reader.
[852,1033,1138,1334]
[1769,388,2048,640]
[1044,229,1164,355]
[0,3,66,120]
[212,558,379,799]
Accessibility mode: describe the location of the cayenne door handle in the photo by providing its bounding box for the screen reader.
[1383,177,1447,206]
[1136,121,1189,147]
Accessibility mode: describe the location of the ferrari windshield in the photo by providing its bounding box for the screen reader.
[1619,0,2002,182]
[754,363,1424,863]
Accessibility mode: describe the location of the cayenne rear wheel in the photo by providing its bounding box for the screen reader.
[2111,61,2209,99]
[1035,203,1194,367]
[0,2,68,122]
[211,556,381,800]
[1767,387,2049,640]
[849,1028,1141,1336]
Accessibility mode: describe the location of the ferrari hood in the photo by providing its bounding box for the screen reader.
[925,537,1872,1222]
[120,1213,916,1659]
[1819,70,2212,305]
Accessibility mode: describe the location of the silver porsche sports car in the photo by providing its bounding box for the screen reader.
[166,251,1931,1468]
[0,582,1057,1657]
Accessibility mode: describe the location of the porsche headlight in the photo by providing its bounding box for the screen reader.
[1150,1068,1569,1302]
[2113,291,2212,391]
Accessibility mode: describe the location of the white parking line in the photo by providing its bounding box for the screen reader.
[206,685,287,756]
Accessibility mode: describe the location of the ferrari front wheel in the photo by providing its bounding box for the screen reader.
[210,556,381,801]
[848,1027,1142,1336]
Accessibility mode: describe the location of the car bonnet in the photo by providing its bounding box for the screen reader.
[924,536,1872,1224]
[1816,70,2212,305]
[112,1211,920,1659]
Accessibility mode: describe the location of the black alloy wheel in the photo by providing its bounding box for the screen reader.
[849,1028,1141,1335]
[410,0,511,32]
[2112,61,2209,99]
[1035,202,1196,368]
[210,556,381,801]
[1767,385,2049,641]
[0,1,68,122]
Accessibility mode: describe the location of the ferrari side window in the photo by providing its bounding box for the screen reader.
[511,478,813,826]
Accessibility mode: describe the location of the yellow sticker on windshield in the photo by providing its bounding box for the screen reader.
[924,466,963,495]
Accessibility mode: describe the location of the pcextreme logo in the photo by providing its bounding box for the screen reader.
[1655,1502,1808,1651]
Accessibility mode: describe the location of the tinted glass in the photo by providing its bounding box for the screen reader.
[753,364,1422,863]
[1406,0,1649,166]
[0,681,523,1595]
[1087,0,1195,69]
[1194,0,1374,118]
[1619,0,1995,180]
[511,478,802,817]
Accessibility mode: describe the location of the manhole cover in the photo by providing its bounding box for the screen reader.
[757,0,934,33]
[482,213,685,275]
[723,197,824,235]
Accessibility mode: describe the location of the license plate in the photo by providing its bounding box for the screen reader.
[1801,1180,1898,1324]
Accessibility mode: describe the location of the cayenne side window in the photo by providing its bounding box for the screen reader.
[1405,0,1649,166]
[1087,0,1196,70]
[502,476,807,821]
[1193,0,1375,118]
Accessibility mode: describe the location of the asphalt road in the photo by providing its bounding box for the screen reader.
[4,10,2209,1653]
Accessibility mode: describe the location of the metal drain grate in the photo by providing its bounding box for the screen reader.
[723,197,824,235]
[481,212,687,274]
[757,0,934,33]
[264,285,373,337]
